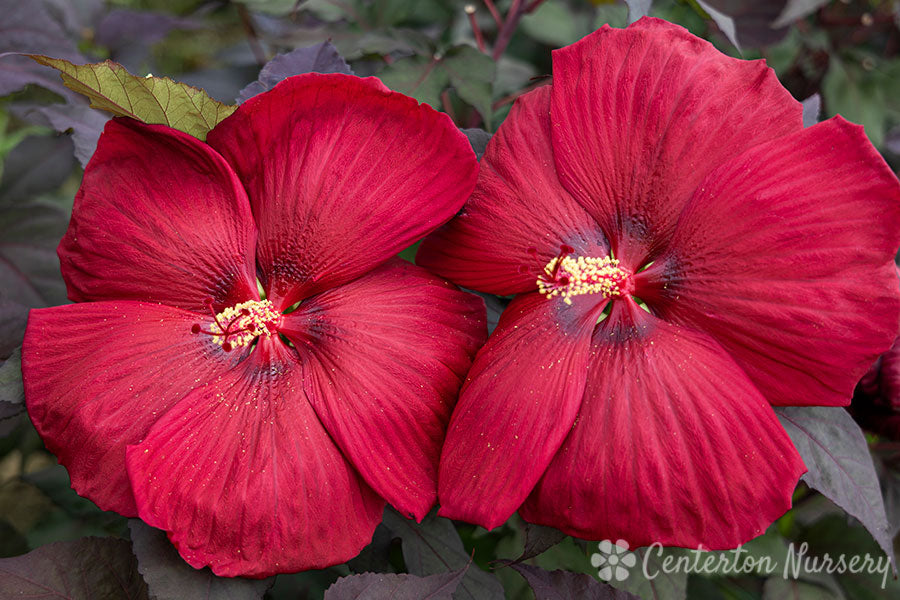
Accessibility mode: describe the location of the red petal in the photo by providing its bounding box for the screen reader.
[22,301,237,515]
[520,308,805,549]
[126,337,385,578]
[59,119,257,313]
[417,85,604,295]
[280,259,486,521]
[639,117,900,407]
[437,292,601,530]
[207,74,478,310]
[549,18,802,269]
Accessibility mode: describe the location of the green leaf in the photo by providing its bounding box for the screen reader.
[379,45,496,128]
[520,0,582,47]
[442,46,496,129]
[28,56,237,141]
[0,537,149,600]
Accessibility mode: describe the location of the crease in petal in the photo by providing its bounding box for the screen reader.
[417,85,605,296]
[437,291,600,530]
[549,17,802,268]
[207,73,478,309]
[521,306,805,549]
[125,337,385,578]
[281,259,486,521]
[58,118,258,313]
[22,301,242,515]
[640,116,900,407]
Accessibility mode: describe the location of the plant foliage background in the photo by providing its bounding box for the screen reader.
[1,1,900,599]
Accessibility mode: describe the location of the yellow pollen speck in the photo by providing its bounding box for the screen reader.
[210,299,282,348]
[537,255,629,305]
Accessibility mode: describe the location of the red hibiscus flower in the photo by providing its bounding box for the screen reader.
[418,18,900,549]
[22,73,485,577]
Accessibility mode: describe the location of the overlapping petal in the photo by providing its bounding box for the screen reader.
[125,338,385,578]
[549,17,802,268]
[22,301,239,515]
[639,117,900,407]
[280,259,485,521]
[58,119,258,313]
[417,85,605,296]
[437,292,601,530]
[207,73,478,310]
[520,306,805,548]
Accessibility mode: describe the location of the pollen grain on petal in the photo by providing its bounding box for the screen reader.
[538,254,630,305]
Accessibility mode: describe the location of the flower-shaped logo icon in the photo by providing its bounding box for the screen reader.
[590,539,636,582]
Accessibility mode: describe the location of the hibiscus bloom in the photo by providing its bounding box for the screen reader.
[22,73,485,577]
[418,18,900,548]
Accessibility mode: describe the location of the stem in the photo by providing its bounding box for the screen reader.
[482,0,503,27]
[466,5,487,53]
[492,0,524,60]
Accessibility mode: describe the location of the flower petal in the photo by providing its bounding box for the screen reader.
[58,118,257,313]
[207,73,478,310]
[22,301,238,515]
[520,307,805,549]
[437,292,601,530]
[279,259,486,521]
[638,117,900,407]
[549,17,802,269]
[125,337,385,578]
[417,85,605,295]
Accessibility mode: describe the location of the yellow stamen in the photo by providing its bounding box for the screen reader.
[210,299,282,349]
[538,255,629,305]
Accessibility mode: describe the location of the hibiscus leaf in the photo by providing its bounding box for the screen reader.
[0,347,23,407]
[0,0,85,97]
[128,520,272,600]
[802,93,821,128]
[511,563,639,600]
[695,0,741,52]
[27,56,236,141]
[379,53,450,109]
[772,0,831,28]
[237,41,353,103]
[460,128,491,160]
[0,537,149,599]
[0,134,76,206]
[442,45,496,129]
[776,407,895,567]
[20,102,110,168]
[514,523,568,564]
[324,567,468,600]
[382,508,505,600]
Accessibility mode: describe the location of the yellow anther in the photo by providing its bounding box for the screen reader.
[210,300,282,349]
[538,255,629,305]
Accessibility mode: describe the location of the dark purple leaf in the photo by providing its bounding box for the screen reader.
[886,126,900,155]
[0,0,85,97]
[0,300,29,359]
[325,568,468,600]
[518,523,568,563]
[25,102,111,168]
[700,0,790,47]
[0,537,149,599]
[347,523,394,574]
[42,0,106,39]
[0,202,69,307]
[237,41,353,102]
[802,93,821,128]
[461,128,491,160]
[128,520,272,600]
[382,508,505,600]
[0,347,23,406]
[511,564,639,600]
[776,407,895,567]
[0,134,76,205]
[94,9,202,72]
[624,0,653,24]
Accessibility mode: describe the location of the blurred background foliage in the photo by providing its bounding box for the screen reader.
[2,1,900,599]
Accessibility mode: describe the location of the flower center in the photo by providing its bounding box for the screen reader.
[537,247,630,305]
[191,299,282,352]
